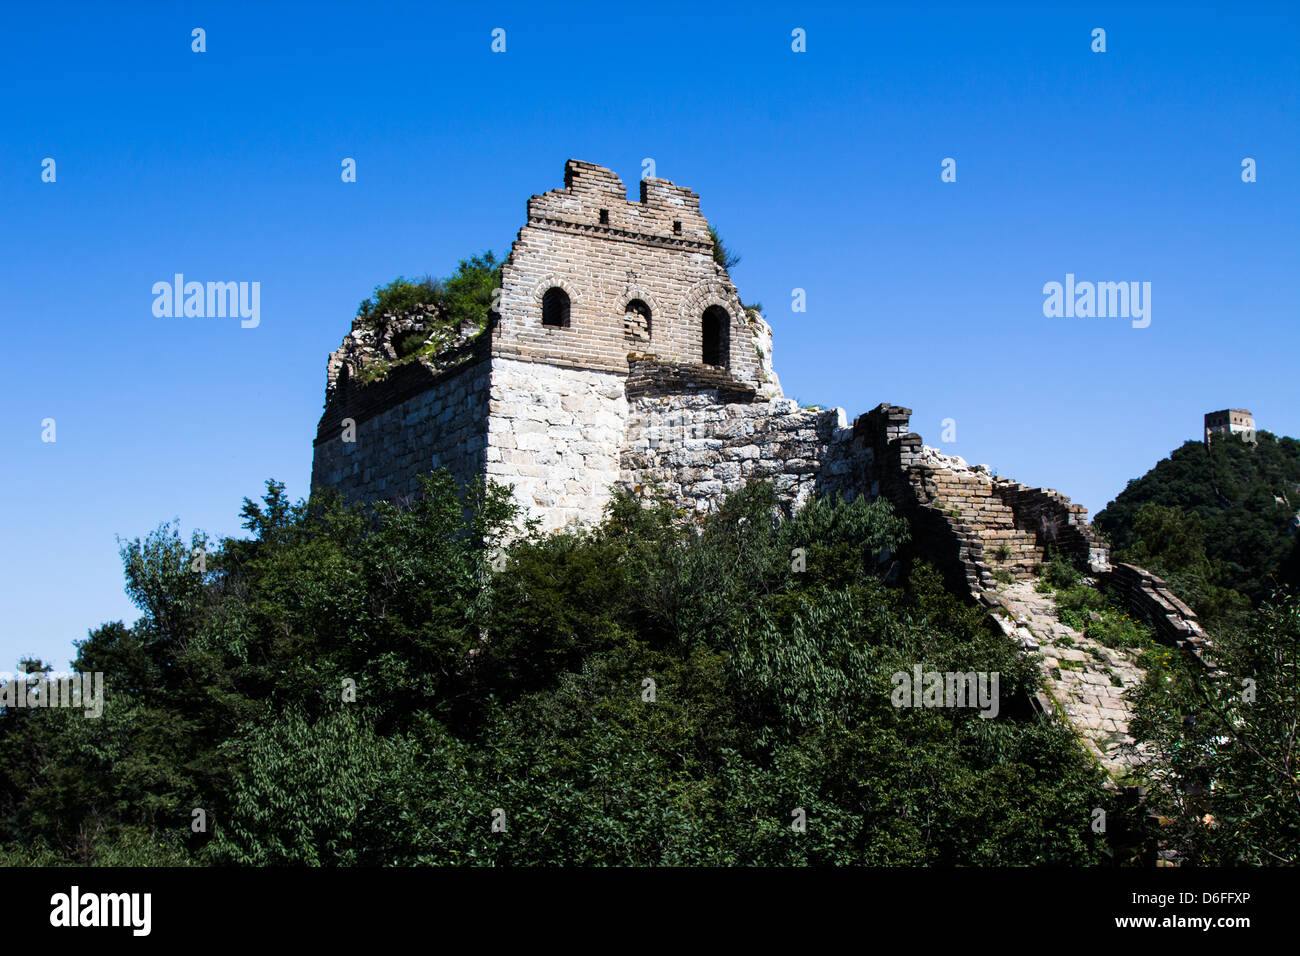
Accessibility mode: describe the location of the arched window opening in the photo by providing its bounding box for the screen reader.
[702,305,730,367]
[542,287,570,328]
[624,299,651,343]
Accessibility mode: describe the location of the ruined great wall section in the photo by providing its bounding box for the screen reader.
[309,160,1212,778]
[840,402,1214,776]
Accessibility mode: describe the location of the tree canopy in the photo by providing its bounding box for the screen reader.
[1095,431,1300,622]
[1,476,1115,866]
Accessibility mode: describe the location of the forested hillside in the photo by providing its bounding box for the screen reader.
[1095,431,1300,624]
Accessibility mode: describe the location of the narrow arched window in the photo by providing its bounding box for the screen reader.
[542,287,570,328]
[624,299,651,343]
[702,305,730,367]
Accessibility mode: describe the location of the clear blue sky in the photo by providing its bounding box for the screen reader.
[3,2,1297,669]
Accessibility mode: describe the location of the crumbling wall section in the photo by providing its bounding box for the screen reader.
[310,338,492,503]
[618,360,851,517]
[849,404,988,594]
[991,480,1110,571]
[1103,563,1215,668]
[846,404,1114,597]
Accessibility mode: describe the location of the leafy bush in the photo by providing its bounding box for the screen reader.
[350,253,504,383]
[391,329,429,358]
[439,251,502,328]
[1043,557,1082,591]
[1050,580,1152,649]
[357,275,440,320]
[1084,610,1152,650]
[357,252,503,335]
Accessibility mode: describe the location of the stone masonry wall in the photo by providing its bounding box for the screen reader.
[484,356,628,531]
[1103,563,1215,668]
[617,358,851,517]
[310,348,491,503]
[992,480,1111,571]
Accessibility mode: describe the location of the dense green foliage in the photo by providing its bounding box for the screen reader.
[1049,582,1153,653]
[1129,593,1300,864]
[1095,432,1300,618]
[0,476,1114,866]
[357,252,503,333]
[357,275,441,320]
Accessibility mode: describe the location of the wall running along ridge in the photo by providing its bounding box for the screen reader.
[309,158,1212,714]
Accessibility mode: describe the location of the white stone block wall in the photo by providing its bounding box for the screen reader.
[484,356,629,530]
[619,394,853,516]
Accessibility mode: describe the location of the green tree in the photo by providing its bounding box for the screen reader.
[1113,502,1251,627]
[1129,591,1300,864]
[709,225,740,271]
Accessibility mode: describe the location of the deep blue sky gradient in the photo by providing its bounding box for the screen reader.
[3,2,1297,668]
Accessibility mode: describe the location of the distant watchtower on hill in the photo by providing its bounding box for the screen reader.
[1204,409,1255,445]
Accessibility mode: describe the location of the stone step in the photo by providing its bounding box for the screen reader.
[922,473,1049,580]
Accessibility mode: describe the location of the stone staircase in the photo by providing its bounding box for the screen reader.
[989,579,1147,777]
[911,463,1044,586]
[848,406,1207,787]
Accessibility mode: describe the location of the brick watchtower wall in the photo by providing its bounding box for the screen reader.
[483,160,772,529]
[1204,408,1255,445]
[493,160,761,383]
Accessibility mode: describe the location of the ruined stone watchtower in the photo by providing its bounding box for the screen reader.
[311,160,784,529]
[308,159,1220,781]
[309,159,1113,601]
[1204,408,1255,445]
